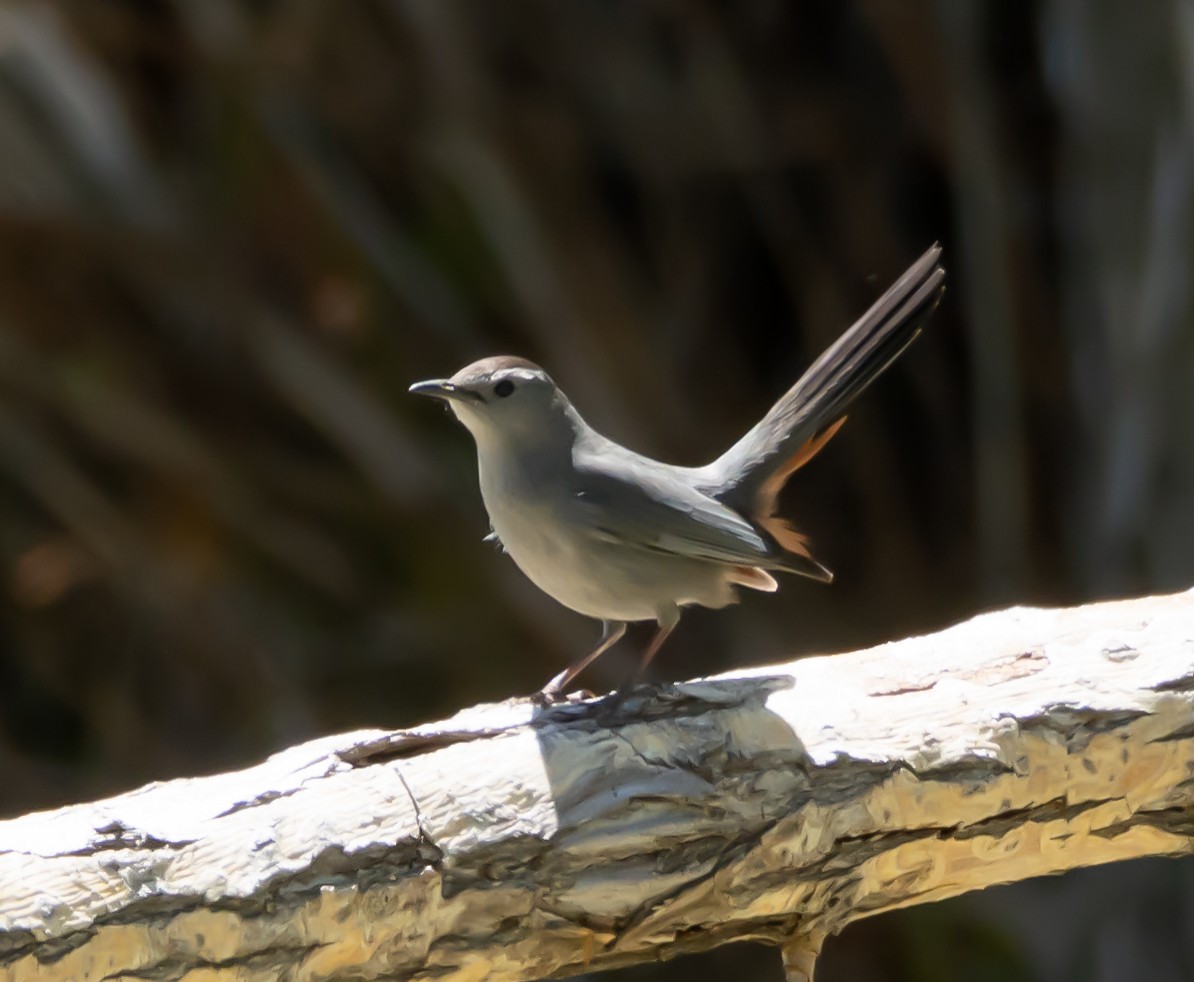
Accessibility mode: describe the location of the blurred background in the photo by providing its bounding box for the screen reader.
[0,1,1191,979]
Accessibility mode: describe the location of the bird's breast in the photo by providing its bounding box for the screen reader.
[478,462,618,614]
[475,455,737,621]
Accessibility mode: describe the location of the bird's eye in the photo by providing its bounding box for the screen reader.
[494,379,515,398]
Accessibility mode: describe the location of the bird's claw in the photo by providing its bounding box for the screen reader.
[531,685,596,707]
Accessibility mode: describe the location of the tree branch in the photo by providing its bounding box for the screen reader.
[2,589,1193,981]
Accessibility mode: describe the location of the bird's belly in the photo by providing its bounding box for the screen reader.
[483,494,731,622]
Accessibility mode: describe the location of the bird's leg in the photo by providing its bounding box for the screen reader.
[617,609,679,695]
[538,620,627,703]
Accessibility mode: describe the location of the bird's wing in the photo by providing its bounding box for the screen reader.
[570,452,773,567]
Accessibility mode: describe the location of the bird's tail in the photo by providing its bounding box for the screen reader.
[699,244,946,580]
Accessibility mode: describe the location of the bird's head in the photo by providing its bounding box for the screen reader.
[409,356,576,451]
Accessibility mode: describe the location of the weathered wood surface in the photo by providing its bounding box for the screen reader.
[1,589,1192,981]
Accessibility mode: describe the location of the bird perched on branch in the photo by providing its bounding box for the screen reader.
[412,245,945,699]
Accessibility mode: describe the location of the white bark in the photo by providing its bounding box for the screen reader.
[1,589,1192,981]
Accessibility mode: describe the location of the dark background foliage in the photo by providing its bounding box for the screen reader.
[0,2,1191,980]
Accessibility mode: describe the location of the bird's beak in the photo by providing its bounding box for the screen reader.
[408,379,473,402]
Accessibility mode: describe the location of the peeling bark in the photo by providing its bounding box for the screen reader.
[1,589,1193,981]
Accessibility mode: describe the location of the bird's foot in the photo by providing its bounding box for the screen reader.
[532,676,596,707]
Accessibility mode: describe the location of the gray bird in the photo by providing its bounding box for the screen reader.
[411,245,945,699]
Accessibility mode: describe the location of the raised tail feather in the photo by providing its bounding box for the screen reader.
[698,244,946,579]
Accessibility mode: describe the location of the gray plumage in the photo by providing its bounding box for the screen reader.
[410,245,945,697]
